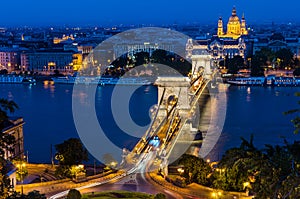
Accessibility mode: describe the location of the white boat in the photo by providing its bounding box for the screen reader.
[0,76,24,83]
[226,77,265,86]
[0,75,36,84]
[226,76,300,86]
[52,76,152,86]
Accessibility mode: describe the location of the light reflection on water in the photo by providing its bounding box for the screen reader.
[0,83,298,163]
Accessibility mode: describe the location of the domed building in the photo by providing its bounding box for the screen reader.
[218,7,248,39]
[186,7,248,63]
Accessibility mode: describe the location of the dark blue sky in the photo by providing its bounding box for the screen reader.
[2,0,300,26]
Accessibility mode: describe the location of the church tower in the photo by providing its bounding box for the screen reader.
[227,6,241,36]
[217,7,247,39]
[241,13,248,35]
[217,17,224,37]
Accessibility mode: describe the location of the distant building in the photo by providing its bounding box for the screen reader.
[218,7,248,39]
[187,36,246,61]
[0,48,21,72]
[21,50,74,73]
[53,34,75,44]
[253,33,300,58]
[1,117,25,160]
[186,7,247,62]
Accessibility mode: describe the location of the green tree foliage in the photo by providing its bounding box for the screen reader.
[25,190,46,199]
[178,154,211,186]
[275,48,294,69]
[55,138,88,178]
[154,193,166,199]
[0,99,18,130]
[294,68,300,76]
[250,56,265,77]
[67,189,81,199]
[0,99,18,198]
[7,190,46,199]
[227,55,244,74]
[216,135,266,192]
[134,52,150,66]
[214,135,300,198]
[105,49,191,77]
[251,141,300,198]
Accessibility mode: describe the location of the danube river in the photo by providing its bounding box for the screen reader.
[0,83,299,163]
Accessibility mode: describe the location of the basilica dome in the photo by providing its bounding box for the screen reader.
[228,7,240,24]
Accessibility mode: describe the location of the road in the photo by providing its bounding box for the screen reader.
[48,151,183,199]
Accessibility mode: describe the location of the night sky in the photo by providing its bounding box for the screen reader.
[1,0,300,26]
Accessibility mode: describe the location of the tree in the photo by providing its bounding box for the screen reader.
[66,189,81,199]
[55,138,88,178]
[0,99,18,130]
[227,55,244,74]
[217,135,267,192]
[151,49,167,63]
[0,99,18,198]
[154,193,166,199]
[293,68,300,76]
[250,56,265,77]
[275,48,294,69]
[25,190,46,199]
[0,70,8,75]
[134,52,149,66]
[178,154,211,185]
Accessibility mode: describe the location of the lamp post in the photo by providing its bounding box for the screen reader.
[243,182,250,196]
[16,162,26,196]
[212,191,222,199]
[177,168,184,176]
[216,168,225,175]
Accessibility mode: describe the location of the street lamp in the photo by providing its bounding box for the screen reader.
[16,162,26,196]
[212,191,222,199]
[243,182,251,196]
[216,168,225,175]
[177,168,184,176]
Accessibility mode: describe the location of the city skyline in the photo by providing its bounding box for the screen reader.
[2,0,300,26]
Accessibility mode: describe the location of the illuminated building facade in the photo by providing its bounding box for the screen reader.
[186,7,247,62]
[1,117,24,160]
[0,48,21,72]
[218,7,248,39]
[21,50,73,73]
[187,37,246,61]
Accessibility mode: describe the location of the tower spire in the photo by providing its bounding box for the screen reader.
[232,6,237,16]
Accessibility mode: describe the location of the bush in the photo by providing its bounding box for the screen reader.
[293,68,300,76]
[154,193,166,199]
[67,189,81,199]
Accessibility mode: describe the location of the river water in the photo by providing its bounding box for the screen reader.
[0,83,299,163]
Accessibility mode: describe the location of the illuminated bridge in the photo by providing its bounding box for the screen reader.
[120,52,217,176]
[49,48,221,199]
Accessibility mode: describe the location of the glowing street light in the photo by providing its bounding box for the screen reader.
[212,191,222,198]
[216,168,226,175]
[177,168,184,176]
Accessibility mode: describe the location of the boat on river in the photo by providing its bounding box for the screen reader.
[52,76,152,86]
[225,76,300,86]
[0,75,36,84]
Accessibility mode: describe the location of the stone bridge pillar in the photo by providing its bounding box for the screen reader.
[154,77,191,118]
[191,54,212,79]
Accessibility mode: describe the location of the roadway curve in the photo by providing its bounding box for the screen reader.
[48,152,183,199]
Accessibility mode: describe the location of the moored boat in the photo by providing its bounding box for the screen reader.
[52,76,152,86]
[225,76,300,87]
[0,75,36,84]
